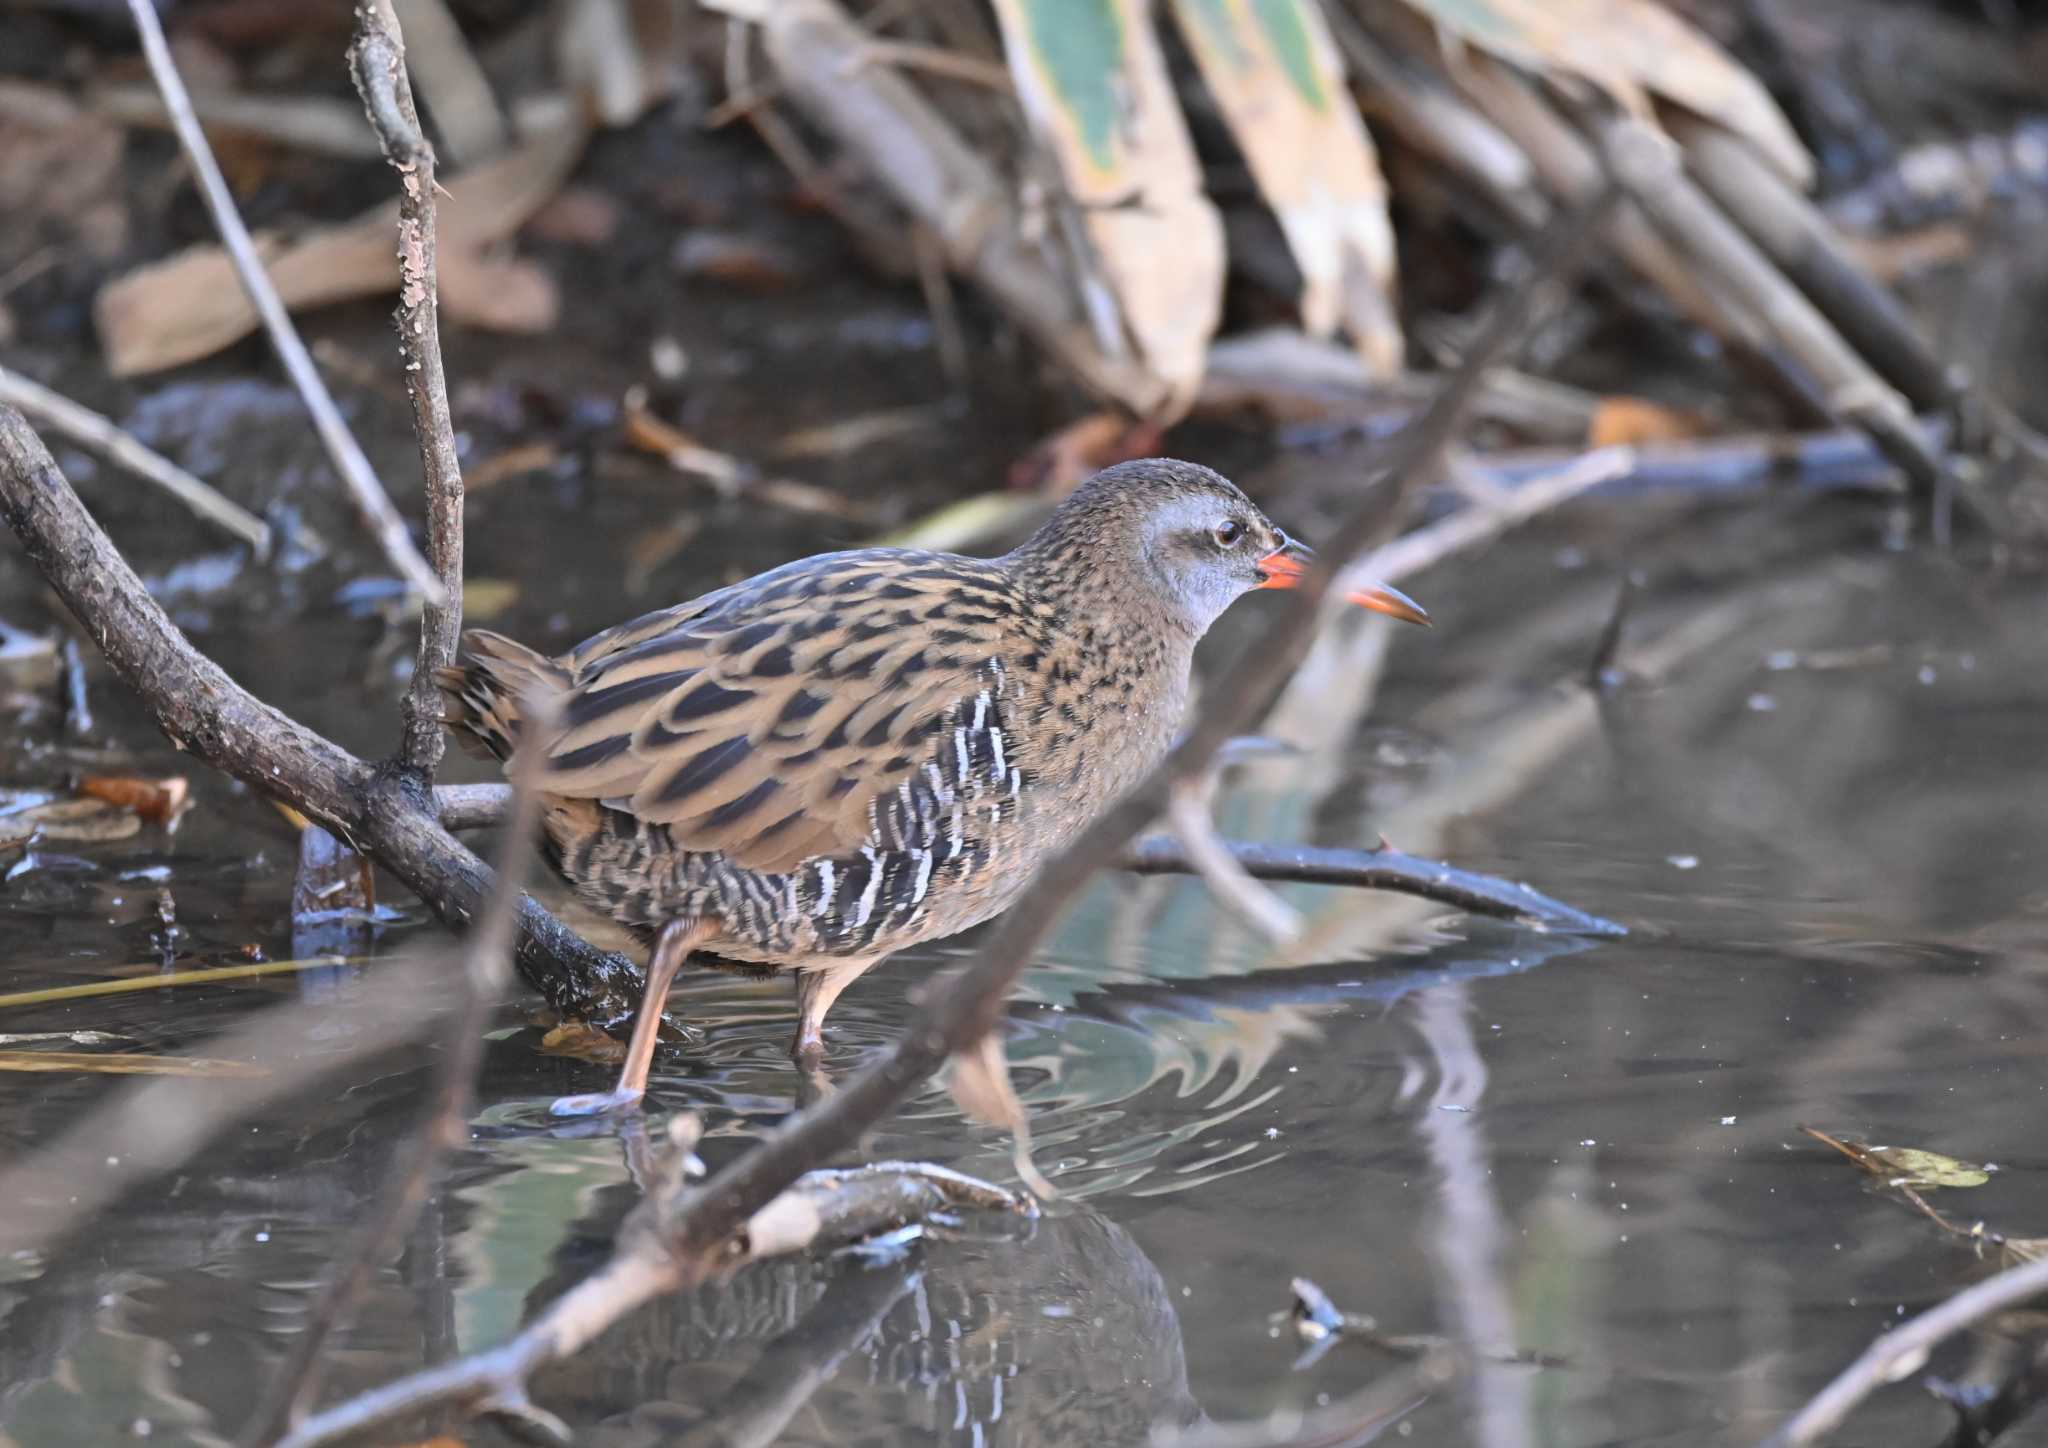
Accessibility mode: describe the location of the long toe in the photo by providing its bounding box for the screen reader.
[549,1085,646,1117]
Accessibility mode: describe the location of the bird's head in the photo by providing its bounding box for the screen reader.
[1025,459,1429,637]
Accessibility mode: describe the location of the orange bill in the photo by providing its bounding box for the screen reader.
[1254,537,1430,626]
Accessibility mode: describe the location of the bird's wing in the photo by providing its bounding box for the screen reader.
[540,550,1023,873]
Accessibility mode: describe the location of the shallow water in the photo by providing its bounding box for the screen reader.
[6,458,2046,1448]
[5,114,2048,1448]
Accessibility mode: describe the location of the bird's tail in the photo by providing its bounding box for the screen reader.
[434,630,572,764]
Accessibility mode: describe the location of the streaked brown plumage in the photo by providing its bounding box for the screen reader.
[439,459,1426,1112]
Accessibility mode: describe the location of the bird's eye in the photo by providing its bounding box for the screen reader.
[1213,519,1245,548]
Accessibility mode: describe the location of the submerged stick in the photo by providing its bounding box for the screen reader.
[122,0,443,604]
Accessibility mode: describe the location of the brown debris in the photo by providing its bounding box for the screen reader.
[76,774,190,826]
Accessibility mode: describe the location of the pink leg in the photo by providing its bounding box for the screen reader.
[551,918,711,1117]
[791,960,877,1063]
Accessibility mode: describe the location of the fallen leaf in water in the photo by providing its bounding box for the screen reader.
[461,579,522,620]
[0,793,142,847]
[1587,396,1707,447]
[77,774,189,825]
[0,1050,267,1077]
[1802,1125,1991,1188]
[541,1022,627,1064]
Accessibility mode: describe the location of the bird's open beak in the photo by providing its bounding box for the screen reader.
[1254,536,1431,626]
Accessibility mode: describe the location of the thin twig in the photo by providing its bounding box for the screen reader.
[1118,836,1623,936]
[1758,1253,2048,1448]
[348,0,466,776]
[283,189,1620,1445]
[123,0,444,604]
[1166,777,1305,942]
[246,694,552,1444]
[0,363,273,555]
[1341,445,1633,593]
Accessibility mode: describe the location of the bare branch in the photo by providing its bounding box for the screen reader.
[122,0,444,604]
[1117,836,1624,936]
[347,0,466,775]
[0,406,645,1024]
[0,362,274,555]
[1759,1253,2048,1448]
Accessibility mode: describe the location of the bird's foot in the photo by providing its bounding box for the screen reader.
[549,1085,646,1118]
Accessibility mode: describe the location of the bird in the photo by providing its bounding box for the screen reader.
[438,458,1428,1114]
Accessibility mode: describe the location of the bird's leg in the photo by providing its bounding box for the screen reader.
[551,917,711,1117]
[791,962,865,1064]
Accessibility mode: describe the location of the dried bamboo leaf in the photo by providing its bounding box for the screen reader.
[1400,0,1812,188]
[94,115,587,375]
[1171,0,1401,374]
[990,0,1226,414]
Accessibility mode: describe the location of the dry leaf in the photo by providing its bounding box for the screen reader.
[0,1050,267,1077]
[77,774,189,825]
[95,116,587,374]
[1170,0,1401,374]
[1400,0,1812,188]
[1586,395,1707,447]
[990,0,1226,415]
[541,1021,628,1064]
[947,1033,1056,1199]
[1802,1125,1991,1189]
